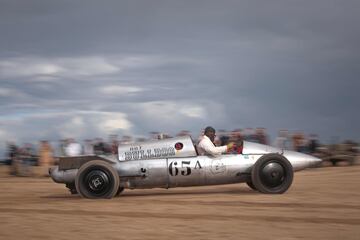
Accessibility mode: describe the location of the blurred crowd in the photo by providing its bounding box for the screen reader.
[3,127,359,176]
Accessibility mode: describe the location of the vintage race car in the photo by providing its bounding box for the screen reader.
[49,136,322,199]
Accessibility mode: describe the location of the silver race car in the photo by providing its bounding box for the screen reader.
[49,136,321,199]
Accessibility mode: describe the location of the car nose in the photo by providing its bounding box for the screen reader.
[308,155,322,167]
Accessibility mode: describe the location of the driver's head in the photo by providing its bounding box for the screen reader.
[204,126,216,142]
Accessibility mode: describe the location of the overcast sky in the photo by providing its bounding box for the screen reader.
[0,0,359,154]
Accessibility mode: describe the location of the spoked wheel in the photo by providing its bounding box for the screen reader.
[251,154,293,194]
[75,160,119,199]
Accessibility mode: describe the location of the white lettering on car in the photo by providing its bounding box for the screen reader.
[124,147,176,160]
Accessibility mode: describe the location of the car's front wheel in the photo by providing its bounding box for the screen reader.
[251,153,293,194]
[75,160,119,199]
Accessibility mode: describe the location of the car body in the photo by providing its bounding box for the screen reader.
[49,136,322,199]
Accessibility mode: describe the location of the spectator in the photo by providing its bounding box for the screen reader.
[83,139,94,155]
[149,131,160,140]
[22,143,37,166]
[308,134,319,154]
[17,143,34,176]
[255,127,269,145]
[273,130,292,150]
[7,142,18,175]
[59,139,67,156]
[109,135,119,155]
[65,138,82,156]
[93,138,109,154]
[293,132,308,153]
[38,140,54,167]
[243,128,256,142]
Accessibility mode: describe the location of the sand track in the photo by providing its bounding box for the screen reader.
[1,165,359,240]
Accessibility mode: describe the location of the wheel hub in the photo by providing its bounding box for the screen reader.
[260,162,285,188]
[86,170,110,193]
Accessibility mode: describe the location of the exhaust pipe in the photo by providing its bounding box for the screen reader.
[49,166,77,184]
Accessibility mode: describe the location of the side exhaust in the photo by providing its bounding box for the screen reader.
[49,166,77,184]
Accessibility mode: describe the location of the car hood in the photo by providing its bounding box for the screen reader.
[242,141,282,155]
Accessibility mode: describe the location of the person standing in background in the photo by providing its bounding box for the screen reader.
[84,139,94,155]
[65,138,82,156]
[38,140,54,168]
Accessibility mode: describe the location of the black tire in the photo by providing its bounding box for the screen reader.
[246,180,258,191]
[251,153,293,194]
[75,160,119,199]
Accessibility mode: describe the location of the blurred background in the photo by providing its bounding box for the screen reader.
[0,0,359,167]
[1,2,360,240]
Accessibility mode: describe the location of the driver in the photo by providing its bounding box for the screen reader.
[197,126,234,157]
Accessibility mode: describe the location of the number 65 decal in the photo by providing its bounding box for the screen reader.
[169,161,191,176]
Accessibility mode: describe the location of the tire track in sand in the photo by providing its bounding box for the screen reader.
[1,208,359,226]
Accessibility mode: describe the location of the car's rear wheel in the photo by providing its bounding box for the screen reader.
[251,154,293,194]
[75,160,119,199]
